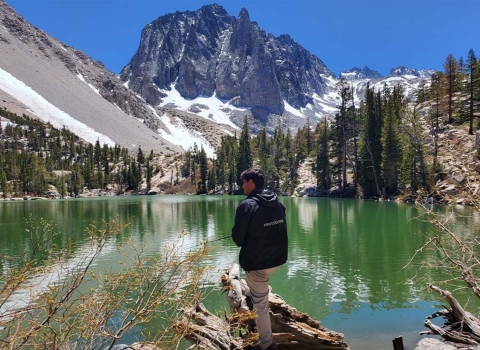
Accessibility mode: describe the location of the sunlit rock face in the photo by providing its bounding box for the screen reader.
[119,4,334,121]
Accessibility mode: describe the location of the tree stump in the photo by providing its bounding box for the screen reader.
[177,263,349,349]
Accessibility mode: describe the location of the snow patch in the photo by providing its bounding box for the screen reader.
[0,67,114,146]
[160,85,242,130]
[157,112,216,158]
[283,100,305,118]
[76,74,101,95]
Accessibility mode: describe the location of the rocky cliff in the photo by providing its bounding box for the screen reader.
[119,4,334,123]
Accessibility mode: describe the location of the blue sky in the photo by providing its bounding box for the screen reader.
[6,0,480,77]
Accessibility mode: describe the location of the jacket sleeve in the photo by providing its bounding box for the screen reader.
[231,201,251,247]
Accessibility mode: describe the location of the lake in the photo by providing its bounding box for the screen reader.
[0,195,477,349]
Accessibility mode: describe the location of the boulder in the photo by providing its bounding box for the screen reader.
[294,183,320,197]
[414,338,458,350]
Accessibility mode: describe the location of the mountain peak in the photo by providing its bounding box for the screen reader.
[238,7,250,21]
[199,3,228,16]
[389,66,418,77]
[388,66,435,78]
[340,66,382,80]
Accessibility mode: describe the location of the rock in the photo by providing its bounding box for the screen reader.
[414,338,458,350]
[45,189,61,199]
[476,131,480,155]
[473,184,480,196]
[449,171,465,185]
[443,185,457,196]
[294,183,320,197]
[120,4,332,124]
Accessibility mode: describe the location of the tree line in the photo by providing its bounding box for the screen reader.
[0,108,159,198]
[203,48,480,198]
[1,48,479,198]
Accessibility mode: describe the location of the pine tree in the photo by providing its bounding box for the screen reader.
[443,54,460,124]
[381,85,404,195]
[236,117,253,189]
[399,108,429,192]
[94,139,102,169]
[415,79,429,103]
[305,117,313,155]
[351,85,359,196]
[137,146,145,164]
[294,128,307,165]
[197,147,208,194]
[429,72,443,178]
[207,169,216,192]
[228,135,238,193]
[314,117,330,190]
[333,78,352,190]
[358,83,383,198]
[181,151,192,178]
[272,120,284,190]
[146,160,152,192]
[466,49,479,134]
[0,170,8,198]
[214,141,226,192]
[252,128,277,189]
[283,128,297,194]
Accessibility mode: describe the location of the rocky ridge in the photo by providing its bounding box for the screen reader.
[0,0,181,154]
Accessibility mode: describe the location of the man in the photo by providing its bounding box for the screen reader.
[231,168,288,350]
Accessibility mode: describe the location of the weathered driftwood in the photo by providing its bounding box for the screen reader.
[221,262,250,314]
[175,302,247,350]
[267,292,349,349]
[420,284,480,346]
[177,263,349,349]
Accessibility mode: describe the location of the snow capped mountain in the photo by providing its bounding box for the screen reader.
[120,4,335,132]
[0,1,437,158]
[338,65,434,105]
[340,66,383,80]
[389,66,435,78]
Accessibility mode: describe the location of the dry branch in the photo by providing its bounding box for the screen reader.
[421,284,480,346]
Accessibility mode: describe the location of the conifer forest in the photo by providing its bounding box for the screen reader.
[0,49,479,199]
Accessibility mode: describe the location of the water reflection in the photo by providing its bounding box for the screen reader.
[1,196,479,350]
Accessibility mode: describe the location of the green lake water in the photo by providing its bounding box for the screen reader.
[1,195,478,349]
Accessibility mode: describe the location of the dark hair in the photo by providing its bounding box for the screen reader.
[240,168,264,188]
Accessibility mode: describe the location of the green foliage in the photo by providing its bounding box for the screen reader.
[0,216,210,349]
[358,84,383,197]
[197,146,208,193]
[381,85,404,195]
[215,135,238,193]
[399,108,429,193]
[235,117,253,189]
[0,108,153,197]
[314,119,330,190]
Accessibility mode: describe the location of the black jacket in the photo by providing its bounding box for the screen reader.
[231,188,288,271]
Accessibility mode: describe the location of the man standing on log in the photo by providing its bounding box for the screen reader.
[232,168,288,350]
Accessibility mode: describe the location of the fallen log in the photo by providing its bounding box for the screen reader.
[176,263,349,349]
[420,284,480,346]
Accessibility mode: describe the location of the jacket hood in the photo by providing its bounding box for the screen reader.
[249,188,278,208]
